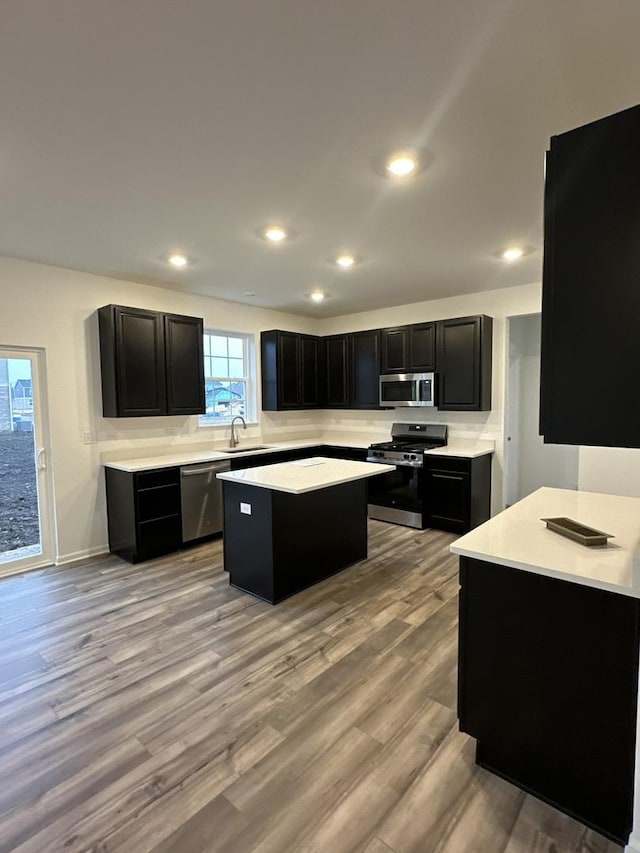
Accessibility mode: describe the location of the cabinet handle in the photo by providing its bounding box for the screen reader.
[432,473,464,481]
[181,464,230,477]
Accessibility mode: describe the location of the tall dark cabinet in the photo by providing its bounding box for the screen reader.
[98,305,204,418]
[436,315,492,411]
[260,330,320,411]
[349,330,380,408]
[324,335,350,408]
[540,103,640,447]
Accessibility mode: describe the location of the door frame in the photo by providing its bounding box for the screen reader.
[0,347,56,578]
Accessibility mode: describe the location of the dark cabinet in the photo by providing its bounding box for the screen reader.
[540,104,640,447]
[380,323,435,374]
[324,334,349,408]
[436,316,492,411]
[260,330,321,411]
[105,466,182,563]
[423,454,491,533]
[458,557,640,844]
[98,305,205,417]
[349,330,381,409]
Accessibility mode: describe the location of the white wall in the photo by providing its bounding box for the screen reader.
[579,447,640,497]
[0,256,316,564]
[317,282,543,513]
[505,314,578,504]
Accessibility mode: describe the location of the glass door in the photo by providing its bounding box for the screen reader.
[0,349,53,575]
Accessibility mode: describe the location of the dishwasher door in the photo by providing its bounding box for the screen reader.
[180,460,231,542]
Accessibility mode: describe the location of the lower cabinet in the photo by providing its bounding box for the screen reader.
[423,455,491,533]
[458,557,640,844]
[105,466,181,563]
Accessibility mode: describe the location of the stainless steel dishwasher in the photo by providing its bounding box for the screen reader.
[180,460,231,542]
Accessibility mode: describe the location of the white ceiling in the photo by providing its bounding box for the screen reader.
[1,1,639,317]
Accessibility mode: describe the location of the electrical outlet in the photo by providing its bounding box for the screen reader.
[240,502,252,515]
[82,431,96,445]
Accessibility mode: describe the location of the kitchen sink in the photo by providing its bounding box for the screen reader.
[218,445,272,453]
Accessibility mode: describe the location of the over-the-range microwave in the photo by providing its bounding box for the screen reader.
[379,372,436,407]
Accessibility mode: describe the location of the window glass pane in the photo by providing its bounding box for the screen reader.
[227,337,243,359]
[228,358,244,378]
[203,335,211,356]
[211,336,228,356]
[205,356,213,377]
[212,357,228,376]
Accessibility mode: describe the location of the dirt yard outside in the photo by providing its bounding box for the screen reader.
[0,431,39,554]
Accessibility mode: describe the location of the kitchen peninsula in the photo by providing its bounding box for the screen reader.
[217,457,394,603]
[451,487,640,846]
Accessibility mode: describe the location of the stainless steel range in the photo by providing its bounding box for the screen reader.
[366,422,448,528]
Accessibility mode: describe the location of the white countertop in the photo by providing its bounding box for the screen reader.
[451,486,640,598]
[216,457,396,494]
[103,435,494,473]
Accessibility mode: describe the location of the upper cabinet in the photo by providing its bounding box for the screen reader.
[260,330,321,411]
[260,315,491,413]
[98,305,205,418]
[349,330,381,408]
[540,104,640,448]
[436,316,492,411]
[380,323,435,373]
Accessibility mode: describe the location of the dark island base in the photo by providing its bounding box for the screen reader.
[458,556,640,845]
[222,479,368,604]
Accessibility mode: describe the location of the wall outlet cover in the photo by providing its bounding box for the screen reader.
[240,502,252,515]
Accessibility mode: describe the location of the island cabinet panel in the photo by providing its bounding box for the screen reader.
[422,454,491,533]
[458,556,640,845]
[223,479,368,603]
[98,305,204,417]
[105,466,181,563]
[540,103,640,448]
[260,330,321,411]
[436,315,492,411]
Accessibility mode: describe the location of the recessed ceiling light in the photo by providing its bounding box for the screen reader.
[310,291,325,303]
[167,253,189,268]
[386,153,418,177]
[501,246,525,262]
[263,225,288,243]
[336,254,357,268]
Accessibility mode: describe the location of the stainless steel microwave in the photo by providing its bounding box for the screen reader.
[379,372,435,407]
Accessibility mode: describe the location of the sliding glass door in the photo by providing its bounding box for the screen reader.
[0,349,53,574]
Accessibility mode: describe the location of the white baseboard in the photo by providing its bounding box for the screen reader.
[55,546,109,567]
[625,835,640,853]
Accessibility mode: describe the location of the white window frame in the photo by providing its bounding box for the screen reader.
[199,330,258,428]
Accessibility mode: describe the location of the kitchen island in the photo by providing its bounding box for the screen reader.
[217,456,394,604]
[451,487,640,847]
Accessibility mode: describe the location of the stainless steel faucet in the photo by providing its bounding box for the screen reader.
[230,415,247,448]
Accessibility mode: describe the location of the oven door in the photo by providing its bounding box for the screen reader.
[367,463,424,529]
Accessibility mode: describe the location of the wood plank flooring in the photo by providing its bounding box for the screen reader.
[0,522,623,853]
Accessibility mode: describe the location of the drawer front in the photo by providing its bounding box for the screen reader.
[136,467,179,490]
[136,515,181,559]
[137,483,181,522]
[423,455,471,474]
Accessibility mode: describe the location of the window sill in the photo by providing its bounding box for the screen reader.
[198,420,260,430]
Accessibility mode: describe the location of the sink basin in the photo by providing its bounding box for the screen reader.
[219,445,271,453]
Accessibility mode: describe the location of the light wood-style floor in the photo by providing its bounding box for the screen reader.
[0,522,623,853]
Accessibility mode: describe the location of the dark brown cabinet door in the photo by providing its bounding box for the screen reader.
[380,328,408,373]
[436,316,492,411]
[164,314,205,415]
[408,323,435,371]
[277,332,301,409]
[540,104,640,447]
[300,334,320,407]
[324,335,349,408]
[108,306,167,417]
[423,466,470,532]
[350,330,380,408]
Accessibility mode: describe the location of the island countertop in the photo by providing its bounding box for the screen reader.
[216,457,395,494]
[451,486,640,598]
